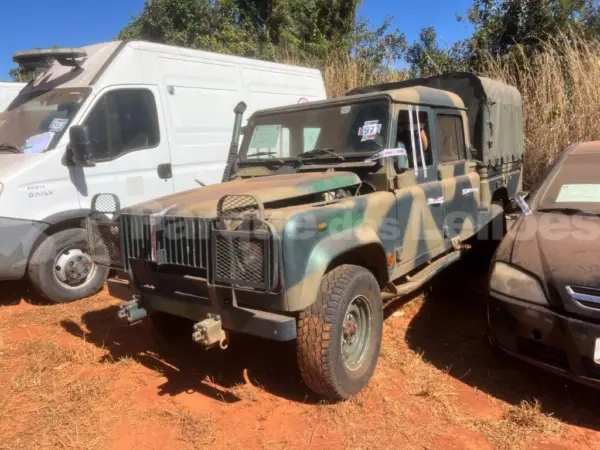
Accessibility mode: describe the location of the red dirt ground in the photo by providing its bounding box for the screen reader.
[1,263,599,449]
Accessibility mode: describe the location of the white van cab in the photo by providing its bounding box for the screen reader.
[0,82,26,111]
[0,41,326,303]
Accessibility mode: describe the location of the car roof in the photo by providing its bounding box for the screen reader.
[252,86,465,118]
[568,141,600,155]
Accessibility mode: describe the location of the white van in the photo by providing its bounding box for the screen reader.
[0,41,326,303]
[0,82,26,111]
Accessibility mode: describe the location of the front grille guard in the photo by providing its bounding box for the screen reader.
[88,212,279,292]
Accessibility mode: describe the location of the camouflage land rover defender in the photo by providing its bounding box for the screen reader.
[86,73,524,400]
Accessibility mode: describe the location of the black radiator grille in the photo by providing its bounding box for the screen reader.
[120,214,207,270]
[158,217,207,269]
[121,214,153,263]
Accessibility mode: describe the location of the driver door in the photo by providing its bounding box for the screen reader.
[73,86,174,210]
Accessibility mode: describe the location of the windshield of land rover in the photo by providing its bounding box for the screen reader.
[0,88,89,153]
[240,100,389,160]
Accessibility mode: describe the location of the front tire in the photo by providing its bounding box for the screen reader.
[297,265,383,400]
[28,228,108,303]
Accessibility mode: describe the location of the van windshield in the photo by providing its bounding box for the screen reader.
[239,100,390,160]
[0,88,89,153]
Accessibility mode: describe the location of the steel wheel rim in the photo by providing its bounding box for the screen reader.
[53,246,97,290]
[341,295,372,371]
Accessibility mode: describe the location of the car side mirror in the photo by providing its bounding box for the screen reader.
[515,191,532,216]
[69,125,96,167]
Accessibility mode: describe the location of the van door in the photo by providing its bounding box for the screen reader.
[435,111,481,242]
[395,106,446,270]
[74,86,174,209]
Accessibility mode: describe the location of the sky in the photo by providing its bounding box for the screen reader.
[0,0,474,80]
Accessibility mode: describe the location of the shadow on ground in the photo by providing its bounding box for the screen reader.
[60,306,316,404]
[60,261,600,428]
[403,261,600,431]
[0,281,49,306]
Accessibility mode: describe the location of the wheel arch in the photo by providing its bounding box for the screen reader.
[29,209,91,263]
[285,226,389,311]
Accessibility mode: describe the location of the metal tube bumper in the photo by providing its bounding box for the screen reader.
[0,217,48,280]
[488,293,600,388]
[125,291,297,342]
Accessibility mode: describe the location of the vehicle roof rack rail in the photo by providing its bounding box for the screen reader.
[13,48,88,71]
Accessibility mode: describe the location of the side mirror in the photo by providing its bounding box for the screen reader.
[515,191,532,216]
[69,125,96,167]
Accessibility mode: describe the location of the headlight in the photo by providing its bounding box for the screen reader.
[489,262,548,305]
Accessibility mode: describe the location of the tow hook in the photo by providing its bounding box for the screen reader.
[117,297,148,323]
[192,313,229,350]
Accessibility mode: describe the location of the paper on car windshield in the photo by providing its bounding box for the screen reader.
[24,132,55,154]
[49,118,68,133]
[250,125,281,149]
[556,184,600,203]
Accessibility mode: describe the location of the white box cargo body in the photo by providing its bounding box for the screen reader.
[0,82,26,111]
[0,40,326,302]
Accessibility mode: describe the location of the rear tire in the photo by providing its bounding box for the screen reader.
[297,265,383,401]
[28,228,108,303]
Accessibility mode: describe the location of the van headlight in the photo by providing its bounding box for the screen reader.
[489,262,548,305]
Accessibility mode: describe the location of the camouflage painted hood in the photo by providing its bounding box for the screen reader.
[127,171,362,216]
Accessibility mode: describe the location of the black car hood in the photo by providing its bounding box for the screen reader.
[501,212,600,319]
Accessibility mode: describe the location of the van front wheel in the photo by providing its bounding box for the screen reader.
[28,228,108,303]
[297,265,383,401]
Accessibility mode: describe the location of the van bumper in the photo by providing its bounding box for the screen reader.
[488,293,600,389]
[0,217,48,280]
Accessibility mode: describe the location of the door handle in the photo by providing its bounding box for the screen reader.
[157,163,172,179]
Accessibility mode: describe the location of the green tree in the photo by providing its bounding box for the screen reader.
[9,67,36,83]
[404,27,465,77]
[118,0,406,69]
[461,0,600,63]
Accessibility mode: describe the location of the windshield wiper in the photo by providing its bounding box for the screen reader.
[297,148,345,162]
[538,207,600,217]
[0,142,21,154]
[245,151,285,164]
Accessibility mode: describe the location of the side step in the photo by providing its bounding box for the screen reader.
[382,250,462,302]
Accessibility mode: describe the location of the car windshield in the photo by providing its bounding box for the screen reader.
[0,88,89,153]
[535,152,600,214]
[239,99,390,161]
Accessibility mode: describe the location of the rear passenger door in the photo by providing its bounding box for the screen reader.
[395,106,446,270]
[435,111,481,242]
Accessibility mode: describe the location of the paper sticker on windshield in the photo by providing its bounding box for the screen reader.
[49,118,68,133]
[24,132,55,154]
[556,184,600,203]
[366,148,407,162]
[250,124,281,149]
[340,106,351,115]
[358,120,381,141]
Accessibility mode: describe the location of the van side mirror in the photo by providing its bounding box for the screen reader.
[515,191,532,216]
[69,125,96,167]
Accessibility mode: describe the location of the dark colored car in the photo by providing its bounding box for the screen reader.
[489,141,600,387]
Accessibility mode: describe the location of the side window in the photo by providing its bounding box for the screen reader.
[397,109,432,168]
[84,89,159,161]
[437,114,466,163]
